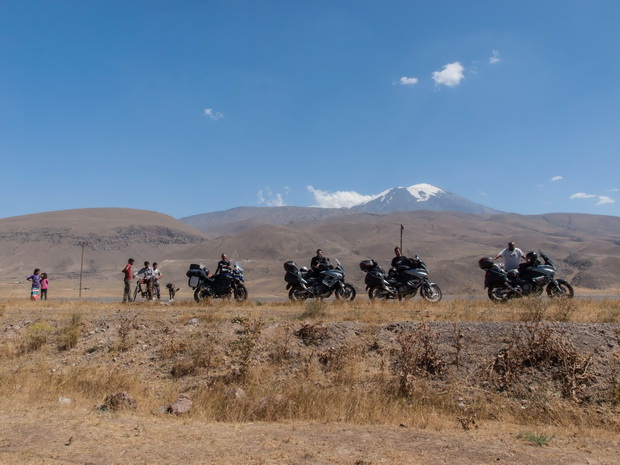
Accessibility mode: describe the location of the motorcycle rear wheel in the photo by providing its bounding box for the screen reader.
[288,286,309,301]
[335,284,356,301]
[420,283,442,303]
[368,286,391,300]
[488,287,511,303]
[546,280,574,299]
[194,287,208,303]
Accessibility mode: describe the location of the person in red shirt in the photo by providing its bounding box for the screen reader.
[122,258,135,303]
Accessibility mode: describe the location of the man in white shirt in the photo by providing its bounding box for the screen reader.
[152,262,163,301]
[493,241,525,271]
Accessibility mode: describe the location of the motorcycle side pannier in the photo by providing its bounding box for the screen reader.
[484,266,507,287]
[359,259,376,272]
[284,270,299,284]
[365,270,384,287]
[188,276,201,288]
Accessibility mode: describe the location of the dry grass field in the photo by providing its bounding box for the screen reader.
[1,296,619,464]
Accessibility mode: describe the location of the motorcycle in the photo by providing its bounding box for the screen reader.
[186,262,248,302]
[478,250,574,302]
[360,255,442,303]
[283,258,356,301]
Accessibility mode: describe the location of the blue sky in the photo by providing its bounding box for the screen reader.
[1,0,619,219]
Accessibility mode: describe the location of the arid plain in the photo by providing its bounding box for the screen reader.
[1,208,619,464]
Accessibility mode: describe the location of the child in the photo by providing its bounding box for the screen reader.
[26,268,41,301]
[40,273,49,300]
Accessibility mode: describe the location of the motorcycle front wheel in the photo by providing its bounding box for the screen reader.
[420,283,442,303]
[335,284,356,301]
[546,280,574,299]
[488,286,511,303]
[368,286,391,300]
[234,284,248,302]
[288,286,309,301]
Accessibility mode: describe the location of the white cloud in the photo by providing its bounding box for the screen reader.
[551,176,563,182]
[400,76,419,85]
[570,192,615,206]
[257,188,286,207]
[596,196,615,205]
[204,108,224,120]
[307,186,375,208]
[570,193,597,199]
[489,50,501,64]
[432,62,465,87]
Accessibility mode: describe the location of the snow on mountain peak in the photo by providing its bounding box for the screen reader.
[405,183,445,202]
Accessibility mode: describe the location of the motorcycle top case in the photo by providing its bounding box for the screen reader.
[186,267,209,279]
[359,259,377,272]
[364,270,384,287]
[283,261,298,272]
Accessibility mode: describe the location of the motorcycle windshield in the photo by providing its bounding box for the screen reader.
[538,250,556,270]
[234,261,244,273]
[334,258,344,273]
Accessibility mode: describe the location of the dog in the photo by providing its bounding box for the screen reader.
[165,283,179,302]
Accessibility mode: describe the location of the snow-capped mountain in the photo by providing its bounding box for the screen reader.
[351,183,499,214]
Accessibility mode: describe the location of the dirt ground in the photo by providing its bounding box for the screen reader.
[1,300,619,464]
[1,405,620,465]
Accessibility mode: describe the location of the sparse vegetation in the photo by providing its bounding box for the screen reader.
[0,297,619,451]
[517,431,556,447]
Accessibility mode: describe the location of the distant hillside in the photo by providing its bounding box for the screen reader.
[181,206,360,235]
[1,208,619,297]
[0,208,207,280]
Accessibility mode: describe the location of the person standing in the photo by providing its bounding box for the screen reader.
[40,273,49,300]
[152,262,163,301]
[26,268,42,300]
[215,253,232,275]
[122,258,135,303]
[493,241,525,271]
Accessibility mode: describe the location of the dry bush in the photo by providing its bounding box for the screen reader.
[57,313,82,351]
[116,314,138,352]
[162,331,215,379]
[486,323,593,401]
[294,322,329,346]
[394,324,445,398]
[226,317,263,382]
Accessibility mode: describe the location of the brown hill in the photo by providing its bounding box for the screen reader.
[1,208,619,298]
[0,208,208,293]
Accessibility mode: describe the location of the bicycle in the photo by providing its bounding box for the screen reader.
[132,278,153,302]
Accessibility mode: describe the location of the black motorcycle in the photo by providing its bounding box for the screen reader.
[283,259,356,301]
[186,262,248,302]
[478,250,574,302]
[360,255,442,303]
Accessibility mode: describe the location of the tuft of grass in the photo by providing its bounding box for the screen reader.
[517,431,555,446]
[58,313,82,351]
[300,299,328,319]
[23,321,55,353]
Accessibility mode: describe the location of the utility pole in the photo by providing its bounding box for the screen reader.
[400,224,404,252]
[78,242,88,299]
